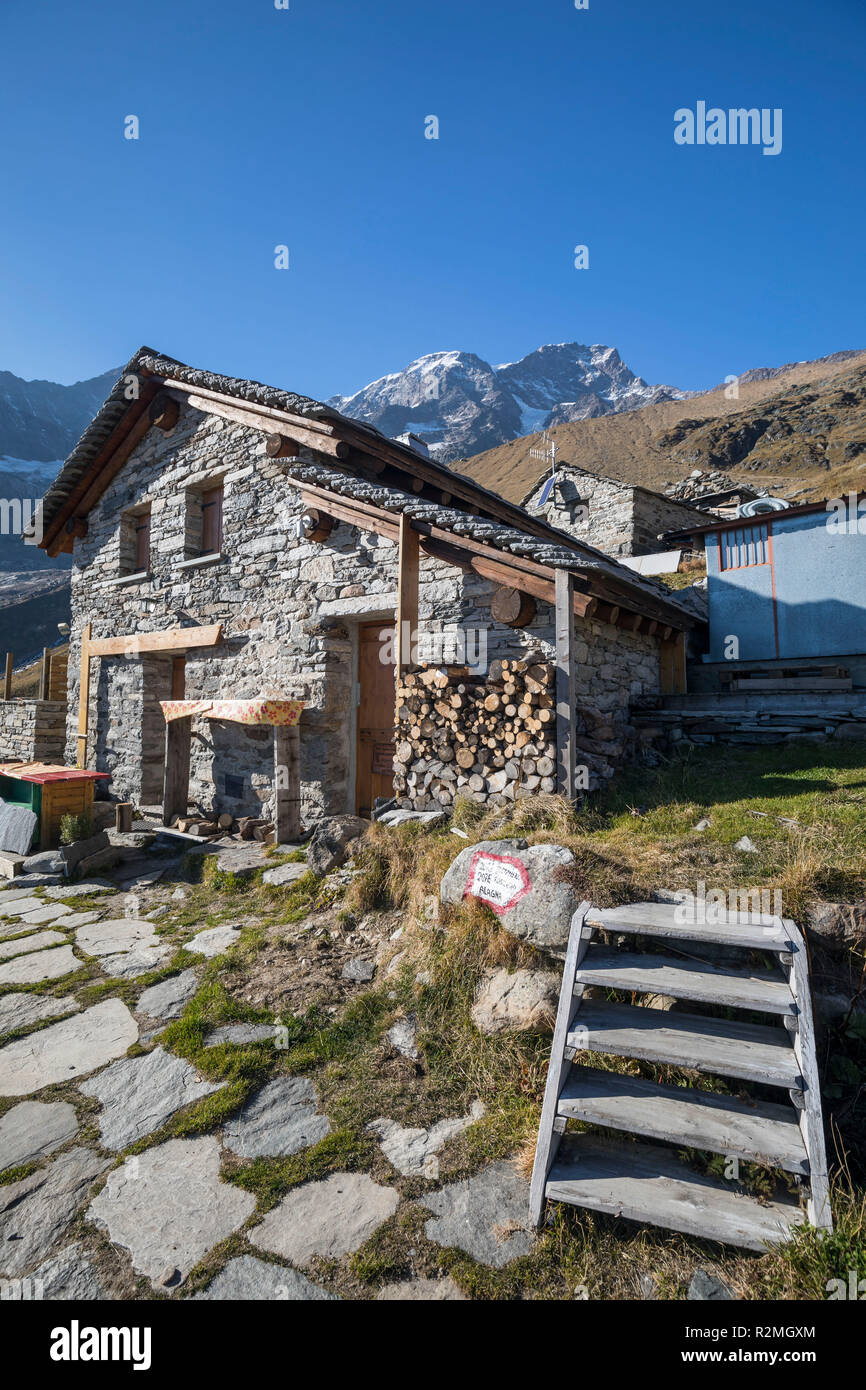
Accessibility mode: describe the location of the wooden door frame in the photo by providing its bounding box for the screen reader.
[353,613,396,816]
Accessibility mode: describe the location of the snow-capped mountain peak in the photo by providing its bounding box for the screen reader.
[329,342,690,461]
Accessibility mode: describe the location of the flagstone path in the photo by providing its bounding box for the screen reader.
[0,851,532,1301]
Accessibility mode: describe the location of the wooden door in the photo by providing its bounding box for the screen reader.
[356,621,395,817]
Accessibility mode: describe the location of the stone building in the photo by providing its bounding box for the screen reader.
[34,349,701,828]
[521,463,704,558]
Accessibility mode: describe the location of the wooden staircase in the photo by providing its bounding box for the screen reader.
[530,901,832,1250]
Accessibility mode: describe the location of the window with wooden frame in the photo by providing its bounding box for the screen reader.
[719,522,769,571]
[184,480,225,559]
[119,503,152,575]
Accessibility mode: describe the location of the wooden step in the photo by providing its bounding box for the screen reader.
[568,1000,801,1088]
[586,901,791,952]
[545,1133,805,1250]
[558,1065,808,1173]
[575,947,794,1016]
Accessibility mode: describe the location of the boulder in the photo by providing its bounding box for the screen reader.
[687,1267,735,1301]
[440,839,579,953]
[306,815,369,876]
[808,900,866,945]
[60,830,110,874]
[471,967,559,1034]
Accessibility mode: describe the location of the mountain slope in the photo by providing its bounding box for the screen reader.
[0,366,119,463]
[460,351,866,505]
[330,343,690,462]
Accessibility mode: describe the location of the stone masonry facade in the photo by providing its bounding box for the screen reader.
[64,404,667,826]
[525,465,701,557]
[0,699,67,764]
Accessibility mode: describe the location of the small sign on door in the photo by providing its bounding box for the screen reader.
[372,742,394,775]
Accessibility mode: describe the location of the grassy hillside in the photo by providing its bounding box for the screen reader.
[460,351,866,506]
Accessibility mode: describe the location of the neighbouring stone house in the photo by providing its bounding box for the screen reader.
[521,463,706,557]
[33,348,702,830]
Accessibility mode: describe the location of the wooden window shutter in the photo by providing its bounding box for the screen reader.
[201,486,223,554]
[134,509,151,571]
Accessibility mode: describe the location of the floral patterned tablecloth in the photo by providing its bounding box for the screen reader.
[159,699,304,726]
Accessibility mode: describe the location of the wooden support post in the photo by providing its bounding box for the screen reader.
[274,723,301,843]
[76,623,92,768]
[396,514,419,675]
[555,569,576,801]
[3,652,12,701]
[162,716,192,825]
[115,802,133,833]
[39,647,50,701]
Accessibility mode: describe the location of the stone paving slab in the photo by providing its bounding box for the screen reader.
[75,918,163,956]
[193,1254,338,1301]
[0,1099,78,1170]
[0,886,50,906]
[223,1078,331,1159]
[30,1241,105,1300]
[0,944,79,987]
[187,924,242,957]
[0,929,66,961]
[0,998,139,1097]
[98,944,173,979]
[367,1101,485,1179]
[216,843,269,876]
[420,1161,535,1268]
[137,969,199,1020]
[0,897,46,918]
[43,881,115,900]
[0,992,80,1036]
[57,911,102,930]
[76,918,172,979]
[377,1276,468,1300]
[204,1023,279,1047]
[81,1047,221,1150]
[16,904,73,927]
[251,1171,400,1265]
[262,861,309,888]
[87,1136,257,1287]
[0,1147,110,1277]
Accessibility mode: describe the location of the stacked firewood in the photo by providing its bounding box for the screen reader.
[393,658,558,811]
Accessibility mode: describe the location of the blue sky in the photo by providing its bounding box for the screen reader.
[0,0,863,399]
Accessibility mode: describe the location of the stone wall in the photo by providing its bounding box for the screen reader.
[526,466,700,557]
[64,403,668,825]
[0,700,66,764]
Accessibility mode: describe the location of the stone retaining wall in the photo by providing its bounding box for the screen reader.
[0,699,67,764]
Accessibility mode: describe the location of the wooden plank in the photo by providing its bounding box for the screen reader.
[574,947,795,1015]
[546,1134,804,1250]
[3,653,12,702]
[555,569,576,801]
[529,904,591,1226]
[162,716,192,825]
[396,515,419,675]
[782,918,832,1230]
[558,1065,808,1173]
[76,622,92,769]
[274,723,301,843]
[39,648,50,702]
[88,624,222,657]
[568,1000,801,1088]
[586,901,791,952]
[178,391,350,460]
